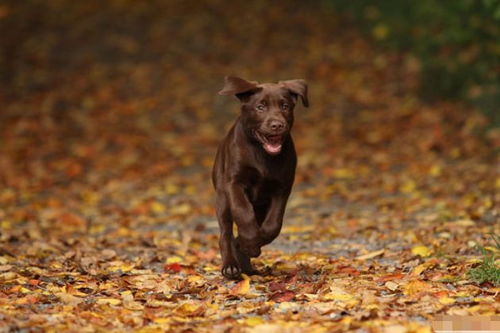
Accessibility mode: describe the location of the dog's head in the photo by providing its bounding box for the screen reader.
[219,76,308,155]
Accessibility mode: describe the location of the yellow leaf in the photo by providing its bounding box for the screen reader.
[323,292,354,302]
[340,316,353,325]
[322,287,355,302]
[242,317,264,327]
[165,183,179,194]
[82,191,99,205]
[403,280,429,296]
[96,298,122,305]
[171,203,192,215]
[184,185,196,195]
[412,245,432,257]
[455,291,471,297]
[125,300,144,310]
[282,225,314,233]
[230,274,250,295]
[187,275,203,284]
[165,256,183,264]
[150,201,166,214]
[412,263,429,275]
[332,168,355,179]
[438,296,455,305]
[429,165,441,177]
[466,258,482,264]
[409,323,432,333]
[108,263,134,273]
[400,180,416,193]
[203,264,218,272]
[453,219,475,227]
[356,249,384,260]
[89,224,105,234]
[153,317,171,325]
[174,303,204,316]
[484,246,499,253]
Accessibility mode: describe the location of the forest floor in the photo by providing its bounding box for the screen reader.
[0,1,498,332]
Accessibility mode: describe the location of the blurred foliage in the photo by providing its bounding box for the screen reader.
[331,0,500,125]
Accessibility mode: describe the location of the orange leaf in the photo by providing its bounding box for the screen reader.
[230,275,250,296]
[403,280,429,296]
[377,273,405,282]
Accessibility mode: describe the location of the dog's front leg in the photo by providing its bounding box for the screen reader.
[215,190,242,279]
[226,183,262,257]
[259,192,290,246]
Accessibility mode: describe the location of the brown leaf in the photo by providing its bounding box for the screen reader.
[270,290,295,302]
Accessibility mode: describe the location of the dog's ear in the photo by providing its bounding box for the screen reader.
[279,79,309,107]
[218,76,260,100]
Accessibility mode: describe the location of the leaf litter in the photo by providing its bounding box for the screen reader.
[0,0,498,332]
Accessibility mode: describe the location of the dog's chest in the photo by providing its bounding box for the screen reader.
[241,166,283,204]
[246,178,280,205]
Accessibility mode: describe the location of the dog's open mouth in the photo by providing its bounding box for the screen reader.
[255,131,284,155]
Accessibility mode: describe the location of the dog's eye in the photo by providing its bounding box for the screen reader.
[256,104,266,112]
[281,103,289,111]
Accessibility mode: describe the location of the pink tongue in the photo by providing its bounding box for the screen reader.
[264,142,282,154]
[263,136,282,154]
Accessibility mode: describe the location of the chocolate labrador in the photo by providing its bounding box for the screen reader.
[212,76,308,279]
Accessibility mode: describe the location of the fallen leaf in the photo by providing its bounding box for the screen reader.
[0,265,13,272]
[230,274,250,296]
[174,303,205,317]
[241,317,265,327]
[453,219,476,227]
[165,256,183,264]
[96,298,122,306]
[56,292,84,306]
[356,249,385,260]
[377,273,405,282]
[403,280,430,296]
[246,324,283,333]
[150,201,166,214]
[438,296,455,305]
[411,245,432,257]
[164,263,182,273]
[385,281,399,291]
[412,263,429,276]
[270,290,295,302]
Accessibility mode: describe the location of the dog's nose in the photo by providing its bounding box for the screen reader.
[269,120,285,131]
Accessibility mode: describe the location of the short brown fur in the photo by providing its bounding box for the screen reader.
[212,76,308,279]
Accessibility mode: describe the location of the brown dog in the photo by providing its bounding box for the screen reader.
[212,76,308,279]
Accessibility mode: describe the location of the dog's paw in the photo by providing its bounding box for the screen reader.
[222,264,241,280]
